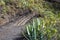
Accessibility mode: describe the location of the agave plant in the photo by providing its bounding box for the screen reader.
[23,18,58,40]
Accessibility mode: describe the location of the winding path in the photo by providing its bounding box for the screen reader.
[0,13,36,40]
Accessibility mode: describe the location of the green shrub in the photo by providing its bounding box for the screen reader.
[0,0,60,16]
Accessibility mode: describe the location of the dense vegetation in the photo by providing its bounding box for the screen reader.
[0,0,60,40]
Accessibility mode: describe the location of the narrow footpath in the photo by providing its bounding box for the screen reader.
[0,13,36,40]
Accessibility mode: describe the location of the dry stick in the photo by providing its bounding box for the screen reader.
[14,13,36,26]
[14,16,26,26]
